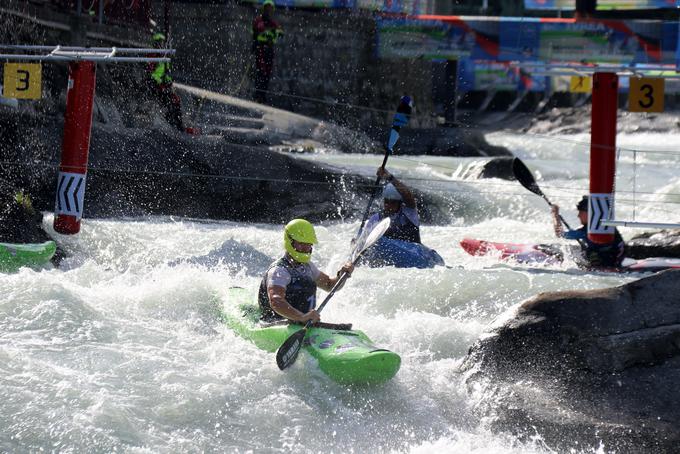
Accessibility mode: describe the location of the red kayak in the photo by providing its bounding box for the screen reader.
[459,238,563,265]
[460,238,680,273]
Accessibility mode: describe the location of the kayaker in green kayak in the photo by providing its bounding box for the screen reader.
[551,195,625,268]
[258,219,354,324]
[0,190,51,244]
[366,167,421,244]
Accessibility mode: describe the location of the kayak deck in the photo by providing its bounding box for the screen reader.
[360,237,444,269]
[0,241,57,273]
[220,287,401,385]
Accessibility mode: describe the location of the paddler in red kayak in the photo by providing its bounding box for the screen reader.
[258,219,354,323]
[366,167,421,244]
[551,195,625,268]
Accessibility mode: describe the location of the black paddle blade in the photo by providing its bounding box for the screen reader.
[276,328,307,370]
[512,157,543,197]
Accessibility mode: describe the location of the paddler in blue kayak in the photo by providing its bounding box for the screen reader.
[366,167,421,244]
[551,195,625,268]
[258,219,354,323]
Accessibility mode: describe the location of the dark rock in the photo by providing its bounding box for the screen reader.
[626,229,680,259]
[462,270,680,452]
[0,105,448,225]
[396,127,512,157]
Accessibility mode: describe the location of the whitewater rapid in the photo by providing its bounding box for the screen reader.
[1,131,678,452]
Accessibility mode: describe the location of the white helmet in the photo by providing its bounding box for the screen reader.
[382,183,402,201]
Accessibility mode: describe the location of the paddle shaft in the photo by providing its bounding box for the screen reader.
[356,97,413,236]
[357,152,390,234]
[300,242,371,329]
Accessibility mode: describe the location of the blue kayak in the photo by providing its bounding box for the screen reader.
[359,237,445,269]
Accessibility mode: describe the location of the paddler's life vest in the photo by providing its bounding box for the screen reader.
[382,209,421,244]
[258,256,317,321]
[570,226,625,268]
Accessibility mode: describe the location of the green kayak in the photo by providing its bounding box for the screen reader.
[0,241,56,273]
[221,287,401,385]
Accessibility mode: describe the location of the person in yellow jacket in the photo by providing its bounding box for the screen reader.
[147,32,198,134]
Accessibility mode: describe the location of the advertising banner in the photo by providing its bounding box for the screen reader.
[537,19,662,64]
[458,59,547,92]
[241,0,433,13]
[377,16,679,65]
[376,17,477,59]
[498,18,541,61]
[524,0,680,10]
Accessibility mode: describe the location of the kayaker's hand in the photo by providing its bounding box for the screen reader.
[337,261,354,278]
[551,205,564,237]
[300,309,320,324]
[377,167,392,181]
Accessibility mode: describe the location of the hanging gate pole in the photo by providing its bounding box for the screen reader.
[53,60,97,234]
[588,72,618,245]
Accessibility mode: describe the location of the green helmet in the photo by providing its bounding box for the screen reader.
[263,0,275,7]
[152,32,166,42]
[284,219,317,264]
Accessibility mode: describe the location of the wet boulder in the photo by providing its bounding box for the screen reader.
[626,229,680,259]
[397,128,512,157]
[462,270,680,452]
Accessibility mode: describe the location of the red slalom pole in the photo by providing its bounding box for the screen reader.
[53,60,97,235]
[588,72,618,245]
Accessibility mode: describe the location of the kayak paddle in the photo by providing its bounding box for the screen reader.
[512,157,574,231]
[275,217,391,371]
[512,157,588,250]
[355,96,413,239]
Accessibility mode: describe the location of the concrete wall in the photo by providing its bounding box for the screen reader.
[156,2,435,133]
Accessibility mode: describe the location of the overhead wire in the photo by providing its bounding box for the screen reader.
[3,158,680,209]
[252,84,680,157]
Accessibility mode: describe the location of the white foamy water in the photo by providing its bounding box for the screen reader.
[1,131,678,452]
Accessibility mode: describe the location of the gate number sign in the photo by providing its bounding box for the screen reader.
[629,77,664,113]
[569,76,591,93]
[3,63,42,99]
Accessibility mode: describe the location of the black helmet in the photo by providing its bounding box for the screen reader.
[576,195,589,212]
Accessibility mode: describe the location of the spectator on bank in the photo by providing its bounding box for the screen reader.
[251,0,283,104]
[147,32,198,134]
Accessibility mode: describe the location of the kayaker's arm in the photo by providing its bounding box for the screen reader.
[268,285,320,323]
[378,168,416,209]
[316,262,354,292]
[551,205,565,237]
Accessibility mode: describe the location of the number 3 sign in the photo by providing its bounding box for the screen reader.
[3,63,42,99]
[629,77,664,113]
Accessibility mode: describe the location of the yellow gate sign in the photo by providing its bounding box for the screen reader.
[629,77,664,113]
[569,76,591,93]
[3,63,42,99]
